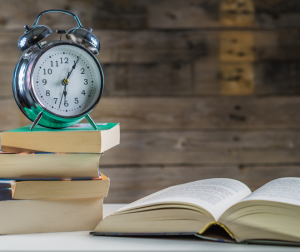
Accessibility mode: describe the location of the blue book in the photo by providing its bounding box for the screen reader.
[0,180,12,201]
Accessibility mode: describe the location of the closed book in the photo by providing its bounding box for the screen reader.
[12,174,110,200]
[1,123,120,153]
[0,180,106,235]
[0,152,100,179]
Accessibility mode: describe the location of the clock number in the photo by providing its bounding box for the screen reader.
[54,98,58,104]
[50,61,58,67]
[46,90,50,96]
[43,69,52,75]
[74,98,79,104]
[42,79,47,85]
[81,90,86,95]
[59,58,68,64]
[64,100,69,107]
[84,79,88,85]
[81,68,85,74]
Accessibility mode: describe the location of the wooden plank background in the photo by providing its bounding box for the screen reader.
[0,0,300,203]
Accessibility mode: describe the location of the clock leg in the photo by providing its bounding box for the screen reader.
[30,111,44,131]
[85,114,98,130]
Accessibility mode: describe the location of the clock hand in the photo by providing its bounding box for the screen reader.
[67,56,80,79]
[63,86,67,102]
[59,55,81,109]
[58,84,67,109]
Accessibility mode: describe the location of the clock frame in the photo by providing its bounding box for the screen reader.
[13,41,104,129]
[12,9,103,130]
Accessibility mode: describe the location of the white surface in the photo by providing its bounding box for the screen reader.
[0,204,298,252]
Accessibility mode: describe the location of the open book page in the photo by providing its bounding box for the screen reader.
[241,177,300,206]
[117,178,251,220]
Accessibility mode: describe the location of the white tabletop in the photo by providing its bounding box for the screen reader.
[0,204,299,252]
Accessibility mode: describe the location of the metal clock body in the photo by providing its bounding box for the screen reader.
[12,9,103,130]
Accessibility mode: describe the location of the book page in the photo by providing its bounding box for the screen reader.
[241,177,300,206]
[117,178,251,220]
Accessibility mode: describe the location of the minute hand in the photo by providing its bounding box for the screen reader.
[67,57,80,79]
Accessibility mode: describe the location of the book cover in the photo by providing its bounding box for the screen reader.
[4,123,118,133]
[0,181,104,234]
[0,151,101,179]
[1,123,120,153]
[10,173,109,200]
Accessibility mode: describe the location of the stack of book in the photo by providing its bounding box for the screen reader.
[0,122,120,235]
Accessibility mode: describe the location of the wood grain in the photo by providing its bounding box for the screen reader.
[146,0,220,29]
[99,130,300,165]
[2,29,300,97]
[0,0,219,30]
[0,99,30,130]
[3,30,300,65]
[220,63,254,95]
[0,32,21,65]
[1,0,300,31]
[103,62,198,96]
[220,1,255,95]
[102,165,300,203]
[220,0,254,28]
[3,60,300,97]
[89,96,300,130]
[0,30,219,64]
[1,0,300,205]
[3,61,300,97]
[1,125,300,165]
[2,96,300,131]
[0,0,97,31]
[220,31,255,62]
[0,64,14,97]
[0,0,34,31]
[219,31,255,95]
[255,61,300,95]
[253,0,300,29]
[95,30,218,64]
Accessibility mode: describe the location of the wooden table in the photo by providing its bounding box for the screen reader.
[0,204,299,252]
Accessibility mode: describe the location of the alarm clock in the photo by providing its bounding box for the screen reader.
[13,9,104,130]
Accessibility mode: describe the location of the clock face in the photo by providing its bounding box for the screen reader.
[31,44,102,118]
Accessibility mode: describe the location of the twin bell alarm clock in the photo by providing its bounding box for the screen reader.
[13,9,104,130]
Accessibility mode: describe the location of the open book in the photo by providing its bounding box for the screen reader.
[91,178,300,245]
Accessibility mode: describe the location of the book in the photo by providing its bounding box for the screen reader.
[11,174,110,200]
[91,177,300,245]
[1,123,120,153]
[0,180,106,234]
[0,152,100,179]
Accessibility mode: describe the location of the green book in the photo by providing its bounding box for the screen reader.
[1,123,120,153]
